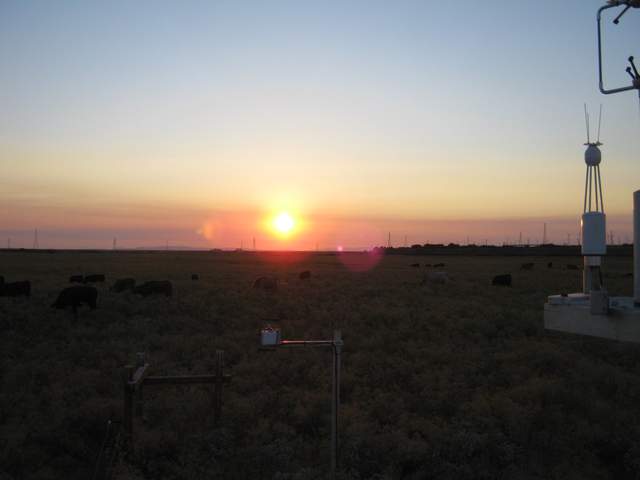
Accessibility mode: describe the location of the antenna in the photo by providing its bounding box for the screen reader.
[597,104,603,143]
[584,103,591,143]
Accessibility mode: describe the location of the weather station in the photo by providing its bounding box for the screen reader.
[544,0,640,342]
[259,326,343,480]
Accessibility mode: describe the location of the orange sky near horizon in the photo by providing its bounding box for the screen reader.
[1,1,638,250]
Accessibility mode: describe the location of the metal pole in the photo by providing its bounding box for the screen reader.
[634,190,640,304]
[331,330,342,480]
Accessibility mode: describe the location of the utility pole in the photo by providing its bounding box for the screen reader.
[404,235,407,248]
[519,232,522,245]
[543,223,547,245]
[253,237,256,251]
[33,229,39,249]
[387,232,391,248]
[113,237,117,250]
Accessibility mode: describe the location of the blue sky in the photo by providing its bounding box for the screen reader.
[0,1,638,249]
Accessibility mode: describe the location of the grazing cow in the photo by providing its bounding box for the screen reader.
[492,274,512,287]
[410,263,420,268]
[423,271,449,285]
[566,264,579,271]
[110,278,135,293]
[547,262,553,269]
[433,263,445,268]
[84,274,105,283]
[520,262,534,271]
[0,280,31,297]
[299,270,311,280]
[51,286,97,313]
[69,275,84,283]
[191,274,199,281]
[253,276,278,291]
[133,280,172,297]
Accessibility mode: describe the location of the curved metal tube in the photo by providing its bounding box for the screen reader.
[597,3,639,94]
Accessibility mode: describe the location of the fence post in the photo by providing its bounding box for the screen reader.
[214,350,224,424]
[135,352,146,419]
[123,365,134,449]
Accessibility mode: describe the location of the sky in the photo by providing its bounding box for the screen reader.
[1,0,639,250]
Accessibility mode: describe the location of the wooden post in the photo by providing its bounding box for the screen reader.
[135,353,146,419]
[123,365,134,448]
[214,350,224,424]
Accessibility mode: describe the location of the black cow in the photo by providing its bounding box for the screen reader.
[110,278,135,293]
[253,276,278,291]
[492,274,512,287]
[51,286,97,313]
[133,280,172,297]
[434,263,445,268]
[521,262,534,270]
[0,280,31,297]
[410,263,420,268]
[84,274,106,283]
[566,264,579,271]
[299,270,311,280]
[69,275,84,283]
[191,274,199,281]
[547,262,553,269]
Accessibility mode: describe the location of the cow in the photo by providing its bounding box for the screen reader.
[492,274,512,286]
[423,271,449,285]
[253,276,278,291]
[433,263,445,268]
[0,280,31,297]
[133,280,172,297]
[51,286,97,313]
[299,270,311,280]
[69,275,84,283]
[191,274,199,281]
[410,263,420,268]
[520,262,534,271]
[547,262,553,269]
[566,264,579,271]
[110,278,135,293]
[84,274,106,283]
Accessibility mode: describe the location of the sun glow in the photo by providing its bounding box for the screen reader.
[272,212,295,236]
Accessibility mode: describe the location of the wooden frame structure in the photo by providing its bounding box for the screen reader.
[122,350,232,449]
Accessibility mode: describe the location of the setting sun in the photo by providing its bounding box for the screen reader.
[273,212,295,235]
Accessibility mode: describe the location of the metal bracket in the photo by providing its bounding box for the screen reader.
[597,2,640,95]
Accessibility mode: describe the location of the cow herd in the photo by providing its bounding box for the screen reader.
[411,260,584,288]
[0,272,181,315]
[1,259,586,313]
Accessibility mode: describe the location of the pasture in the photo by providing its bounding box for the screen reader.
[1,250,639,480]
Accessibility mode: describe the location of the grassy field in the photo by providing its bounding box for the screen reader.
[1,250,639,480]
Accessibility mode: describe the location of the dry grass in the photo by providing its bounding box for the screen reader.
[1,251,638,480]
